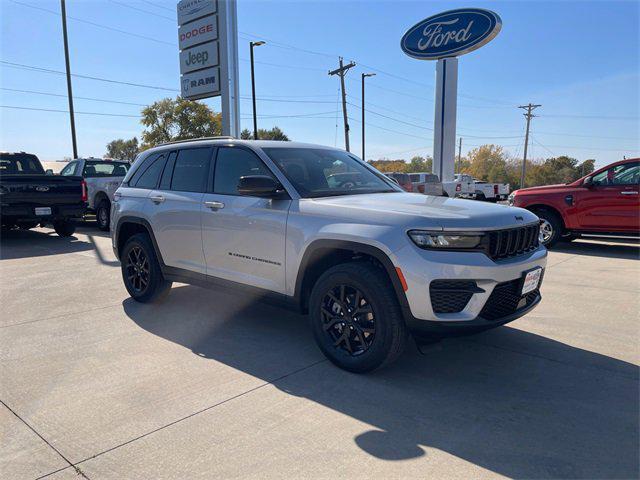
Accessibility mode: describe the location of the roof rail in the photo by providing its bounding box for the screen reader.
[157,136,236,147]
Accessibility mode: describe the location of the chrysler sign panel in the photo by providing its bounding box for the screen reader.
[401,8,502,60]
[177,0,217,25]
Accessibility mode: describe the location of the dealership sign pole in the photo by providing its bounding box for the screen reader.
[177,0,240,137]
[401,8,502,183]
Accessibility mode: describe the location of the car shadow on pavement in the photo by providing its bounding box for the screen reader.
[0,228,94,260]
[552,239,639,260]
[123,285,639,479]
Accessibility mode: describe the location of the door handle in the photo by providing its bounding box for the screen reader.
[620,191,638,195]
[204,201,225,209]
[150,195,165,204]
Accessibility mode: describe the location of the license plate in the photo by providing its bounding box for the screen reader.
[521,267,542,295]
[35,207,52,216]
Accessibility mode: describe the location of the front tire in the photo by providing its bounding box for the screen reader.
[53,220,76,237]
[96,200,111,231]
[536,209,563,247]
[309,262,408,373]
[121,233,172,303]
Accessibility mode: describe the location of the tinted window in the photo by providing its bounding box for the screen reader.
[129,153,159,186]
[133,154,166,189]
[592,162,640,186]
[214,148,274,195]
[83,161,129,177]
[0,154,45,174]
[263,148,395,198]
[60,161,77,176]
[159,151,177,190]
[171,148,210,192]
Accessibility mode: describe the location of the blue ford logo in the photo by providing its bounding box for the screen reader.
[401,8,502,60]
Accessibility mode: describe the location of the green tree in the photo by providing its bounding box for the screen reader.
[406,155,433,173]
[465,144,509,181]
[140,97,222,149]
[105,137,139,162]
[240,126,290,141]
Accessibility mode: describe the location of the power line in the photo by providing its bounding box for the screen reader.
[0,87,148,106]
[540,113,639,120]
[1,61,177,92]
[0,105,140,118]
[140,0,174,13]
[108,0,174,21]
[10,0,175,46]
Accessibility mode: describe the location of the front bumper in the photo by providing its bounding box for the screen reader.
[392,242,547,332]
[407,292,541,339]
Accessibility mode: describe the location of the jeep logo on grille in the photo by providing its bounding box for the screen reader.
[35,186,50,192]
[515,215,524,221]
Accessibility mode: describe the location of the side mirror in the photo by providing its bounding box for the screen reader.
[237,175,287,198]
[45,169,54,175]
[583,176,593,187]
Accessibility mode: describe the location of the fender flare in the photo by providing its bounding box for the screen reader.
[114,216,165,265]
[293,239,411,314]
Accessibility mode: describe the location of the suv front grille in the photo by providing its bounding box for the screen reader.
[430,280,481,314]
[479,277,542,321]
[487,224,539,260]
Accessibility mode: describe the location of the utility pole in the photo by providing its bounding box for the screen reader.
[518,103,541,188]
[361,72,375,160]
[249,40,265,140]
[457,137,462,174]
[60,0,77,159]
[328,57,356,151]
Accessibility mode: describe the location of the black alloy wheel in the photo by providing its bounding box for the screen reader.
[321,284,376,356]
[125,245,150,294]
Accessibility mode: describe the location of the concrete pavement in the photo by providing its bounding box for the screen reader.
[1,226,638,479]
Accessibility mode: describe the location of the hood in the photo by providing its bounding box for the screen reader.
[303,192,538,230]
[515,183,570,194]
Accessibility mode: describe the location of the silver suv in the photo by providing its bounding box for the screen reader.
[111,138,547,372]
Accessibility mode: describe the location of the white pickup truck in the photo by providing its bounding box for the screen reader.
[454,174,510,202]
[59,158,130,230]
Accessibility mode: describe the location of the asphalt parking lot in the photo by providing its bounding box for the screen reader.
[1,225,638,479]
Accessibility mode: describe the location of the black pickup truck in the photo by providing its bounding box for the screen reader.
[0,152,86,237]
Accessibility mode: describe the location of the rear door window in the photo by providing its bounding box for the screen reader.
[170,148,211,192]
[132,154,167,189]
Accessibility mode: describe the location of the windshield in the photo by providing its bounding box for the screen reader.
[84,161,130,177]
[0,153,44,174]
[263,148,398,198]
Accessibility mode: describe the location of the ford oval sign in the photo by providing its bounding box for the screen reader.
[401,8,502,60]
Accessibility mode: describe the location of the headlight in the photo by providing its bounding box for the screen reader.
[408,230,484,250]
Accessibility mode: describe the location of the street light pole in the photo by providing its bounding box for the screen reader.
[361,72,375,161]
[249,40,265,140]
[60,0,77,159]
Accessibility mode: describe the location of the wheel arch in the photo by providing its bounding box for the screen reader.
[115,216,165,265]
[294,240,410,315]
[93,190,109,208]
[526,204,566,231]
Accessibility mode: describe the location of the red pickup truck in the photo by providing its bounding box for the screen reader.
[509,158,639,247]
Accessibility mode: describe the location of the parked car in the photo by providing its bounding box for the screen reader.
[0,152,86,236]
[112,139,546,373]
[386,172,413,192]
[454,174,510,201]
[409,172,444,196]
[60,158,130,230]
[509,158,639,247]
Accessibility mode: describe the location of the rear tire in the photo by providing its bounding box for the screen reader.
[475,192,487,201]
[121,233,172,303]
[96,199,111,231]
[309,262,408,373]
[53,220,76,237]
[535,209,563,247]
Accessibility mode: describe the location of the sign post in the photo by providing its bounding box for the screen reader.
[177,0,240,137]
[401,8,502,183]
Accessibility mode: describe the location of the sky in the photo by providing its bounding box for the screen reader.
[1,0,638,168]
